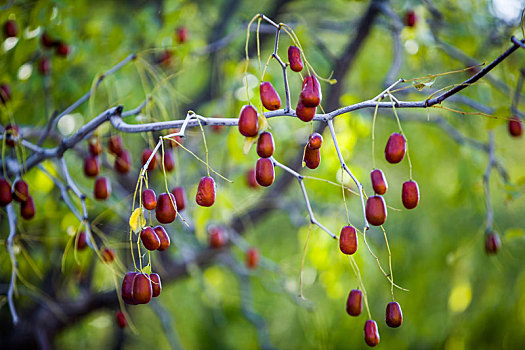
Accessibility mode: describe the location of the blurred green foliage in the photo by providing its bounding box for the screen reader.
[1,0,525,349]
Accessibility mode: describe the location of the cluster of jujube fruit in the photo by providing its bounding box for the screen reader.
[121,271,162,305]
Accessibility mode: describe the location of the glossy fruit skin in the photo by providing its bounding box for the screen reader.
[370,169,388,195]
[246,169,258,188]
[114,150,131,174]
[385,132,406,164]
[94,177,111,200]
[304,146,321,169]
[196,176,216,207]
[76,232,87,250]
[296,100,316,122]
[346,289,363,316]
[257,132,275,158]
[308,133,323,149]
[339,226,358,255]
[83,156,100,178]
[485,232,501,254]
[0,83,11,104]
[364,320,380,347]
[108,135,123,155]
[4,20,18,37]
[156,193,177,223]
[141,227,161,251]
[300,76,322,107]
[142,189,157,210]
[366,195,387,226]
[121,272,137,305]
[405,10,417,27]
[21,196,35,220]
[508,116,523,137]
[141,149,157,171]
[260,82,281,111]
[154,226,170,251]
[38,57,51,76]
[102,248,115,263]
[55,42,70,57]
[150,273,162,297]
[288,46,303,72]
[402,180,419,209]
[238,105,259,137]
[116,311,127,328]
[255,158,275,187]
[5,124,19,147]
[246,248,260,269]
[176,27,188,43]
[209,227,226,248]
[386,301,403,328]
[163,150,175,172]
[132,273,152,304]
[0,178,12,206]
[171,187,186,211]
[12,179,29,203]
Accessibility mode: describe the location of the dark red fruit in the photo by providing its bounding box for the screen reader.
[246,169,258,188]
[365,195,387,226]
[55,42,70,57]
[76,231,87,250]
[5,124,19,147]
[88,137,102,156]
[196,176,216,207]
[385,132,406,164]
[209,227,226,248]
[364,320,380,347]
[405,10,417,27]
[155,193,176,223]
[257,132,274,158]
[508,116,522,137]
[141,227,161,251]
[142,189,157,210]
[141,149,157,171]
[300,75,322,107]
[238,105,259,137]
[346,289,362,316]
[402,180,419,209]
[154,226,170,251]
[163,150,175,172]
[150,273,162,297]
[38,57,51,76]
[41,32,57,48]
[246,248,260,269]
[83,156,100,177]
[157,50,172,66]
[171,187,186,211]
[308,133,323,149]
[132,273,152,304]
[0,178,12,206]
[94,177,111,200]
[260,82,281,111]
[114,150,131,174]
[303,146,321,169]
[485,232,501,254]
[176,27,188,43]
[386,301,403,328]
[4,20,17,37]
[108,135,123,155]
[288,46,303,72]
[0,83,11,104]
[370,169,388,195]
[12,179,29,203]
[20,196,35,220]
[296,100,316,122]
[255,158,275,187]
[121,272,137,305]
[102,248,115,263]
[116,311,127,328]
[339,226,358,255]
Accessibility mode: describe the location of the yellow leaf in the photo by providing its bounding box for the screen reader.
[259,114,268,132]
[129,208,145,232]
[243,136,257,155]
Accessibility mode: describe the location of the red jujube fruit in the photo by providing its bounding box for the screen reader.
[255,158,275,187]
[163,150,175,172]
[370,169,388,195]
[171,187,186,211]
[102,248,115,263]
[83,156,100,177]
[116,311,127,328]
[5,124,19,147]
[21,196,35,220]
[132,273,152,304]
[300,75,322,107]
[88,138,102,156]
[384,132,406,164]
[150,273,162,297]
[260,82,281,111]
[141,149,157,171]
[257,132,274,158]
[364,320,380,347]
[4,20,18,37]
[288,46,303,72]
[508,116,523,137]
[401,180,419,209]
[246,169,258,188]
[238,105,259,137]
[339,226,358,255]
[308,133,323,149]
[385,301,403,328]
[209,227,226,248]
[365,195,387,226]
[76,231,87,250]
[196,176,216,207]
[346,289,363,316]
[94,177,111,200]
[296,100,316,122]
[142,189,157,210]
[405,10,417,27]
[121,272,138,305]
[108,135,123,155]
[140,227,161,251]
[485,232,501,254]
[246,248,260,269]
[303,146,321,169]
[12,179,29,202]
[154,226,170,251]
[155,193,176,223]
[0,178,12,206]
[114,150,131,174]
